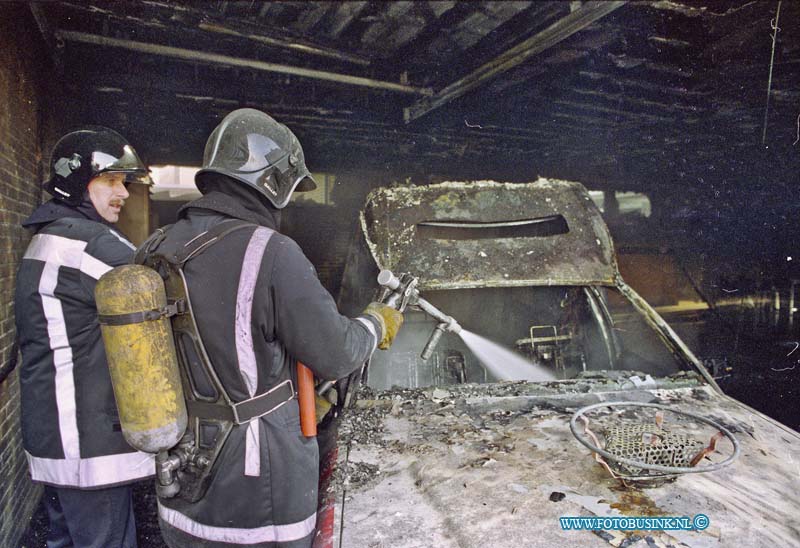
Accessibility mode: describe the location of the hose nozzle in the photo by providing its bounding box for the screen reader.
[377,270,461,360]
[377,269,401,290]
[421,323,447,361]
[377,269,416,311]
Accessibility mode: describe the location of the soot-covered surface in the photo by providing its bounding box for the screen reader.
[332,382,800,548]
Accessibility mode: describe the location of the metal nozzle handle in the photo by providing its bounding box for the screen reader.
[417,298,461,333]
[377,269,401,290]
[421,323,447,361]
[377,269,461,333]
[316,380,335,396]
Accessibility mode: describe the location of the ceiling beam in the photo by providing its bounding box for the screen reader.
[384,1,477,72]
[58,1,371,66]
[327,2,370,39]
[404,0,626,122]
[197,21,371,66]
[29,2,63,71]
[58,31,432,96]
[77,81,571,147]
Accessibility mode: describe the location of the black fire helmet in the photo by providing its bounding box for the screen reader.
[44,126,150,206]
[195,108,316,209]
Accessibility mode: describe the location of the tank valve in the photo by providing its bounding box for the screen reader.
[155,450,182,498]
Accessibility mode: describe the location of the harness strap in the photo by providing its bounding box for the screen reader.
[186,379,295,425]
[136,217,292,496]
[134,224,172,265]
[175,219,257,265]
[135,219,257,267]
[139,220,297,425]
[97,300,187,326]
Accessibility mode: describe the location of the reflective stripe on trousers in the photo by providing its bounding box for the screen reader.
[235,227,274,477]
[159,502,316,544]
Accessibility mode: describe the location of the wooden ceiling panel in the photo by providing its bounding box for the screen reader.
[25,1,800,191]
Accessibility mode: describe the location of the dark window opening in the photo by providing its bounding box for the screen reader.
[416,215,569,240]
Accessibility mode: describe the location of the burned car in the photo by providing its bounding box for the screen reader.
[317,179,799,548]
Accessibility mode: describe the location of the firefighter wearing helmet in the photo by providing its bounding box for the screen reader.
[14,127,153,547]
[133,109,404,548]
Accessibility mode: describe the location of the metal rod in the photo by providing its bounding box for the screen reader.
[316,380,335,396]
[29,3,62,70]
[417,298,461,333]
[615,277,722,393]
[57,0,369,66]
[59,31,432,96]
[583,287,617,370]
[198,22,371,66]
[416,298,450,325]
[404,1,627,122]
[421,323,447,361]
[761,0,782,146]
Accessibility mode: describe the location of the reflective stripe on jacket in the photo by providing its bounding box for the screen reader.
[15,217,155,488]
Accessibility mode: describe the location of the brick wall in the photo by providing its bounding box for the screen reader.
[0,5,48,546]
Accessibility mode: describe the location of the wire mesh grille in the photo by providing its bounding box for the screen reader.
[605,424,704,475]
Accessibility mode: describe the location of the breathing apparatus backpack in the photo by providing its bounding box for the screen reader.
[96,219,295,502]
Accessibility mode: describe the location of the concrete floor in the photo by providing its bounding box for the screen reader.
[16,314,799,546]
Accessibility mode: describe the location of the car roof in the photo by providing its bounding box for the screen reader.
[360,178,617,290]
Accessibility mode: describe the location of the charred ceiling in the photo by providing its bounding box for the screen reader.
[23,0,800,194]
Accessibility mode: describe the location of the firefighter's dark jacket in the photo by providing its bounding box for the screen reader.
[156,190,379,548]
[15,199,155,488]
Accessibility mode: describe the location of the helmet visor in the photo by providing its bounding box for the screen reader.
[92,145,150,184]
[205,122,285,175]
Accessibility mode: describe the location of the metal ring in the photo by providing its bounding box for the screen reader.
[569,401,740,474]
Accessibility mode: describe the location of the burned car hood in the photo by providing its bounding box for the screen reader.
[360,179,617,290]
[331,377,800,548]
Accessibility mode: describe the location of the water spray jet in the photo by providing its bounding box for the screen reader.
[377,270,556,382]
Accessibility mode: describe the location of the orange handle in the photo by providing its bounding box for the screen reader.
[297,362,316,437]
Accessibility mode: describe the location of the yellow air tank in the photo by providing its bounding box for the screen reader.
[96,264,187,453]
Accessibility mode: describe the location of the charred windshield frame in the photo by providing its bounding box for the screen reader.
[362,281,707,391]
[345,180,720,393]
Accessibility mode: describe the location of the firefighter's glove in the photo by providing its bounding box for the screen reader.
[315,394,332,424]
[364,302,404,350]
